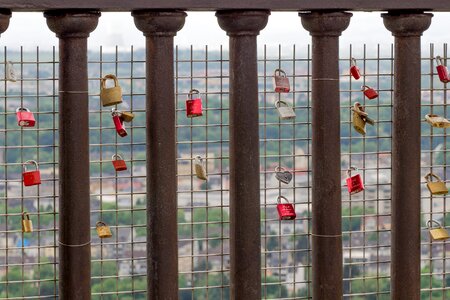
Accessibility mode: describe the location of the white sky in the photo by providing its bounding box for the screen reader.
[1,12,449,50]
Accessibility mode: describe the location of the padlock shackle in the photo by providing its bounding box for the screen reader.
[277,195,291,204]
[23,160,39,172]
[274,68,287,77]
[111,108,122,117]
[427,219,443,229]
[347,166,358,178]
[436,56,444,66]
[425,172,443,183]
[361,85,372,91]
[351,57,357,67]
[96,221,107,227]
[112,154,123,161]
[351,102,368,117]
[16,107,31,113]
[101,74,119,89]
[274,100,288,108]
[22,211,30,220]
[194,155,205,164]
[274,166,286,173]
[188,89,200,99]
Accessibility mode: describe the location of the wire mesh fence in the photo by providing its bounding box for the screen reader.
[0,43,448,299]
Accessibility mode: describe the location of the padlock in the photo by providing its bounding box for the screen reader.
[96,221,112,238]
[22,160,41,187]
[16,107,36,127]
[427,219,450,241]
[186,89,203,118]
[277,196,296,220]
[436,56,450,83]
[346,166,365,194]
[425,114,450,128]
[120,111,135,122]
[425,173,448,195]
[112,154,127,172]
[274,166,292,184]
[273,69,290,93]
[6,61,17,82]
[361,85,378,99]
[100,74,123,107]
[275,100,296,120]
[112,110,128,137]
[350,58,361,80]
[351,102,374,136]
[22,212,33,233]
[194,155,207,180]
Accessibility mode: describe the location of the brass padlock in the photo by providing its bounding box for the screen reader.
[275,100,296,120]
[194,155,207,180]
[96,221,112,238]
[427,219,450,241]
[100,74,123,107]
[22,212,33,233]
[425,173,448,195]
[425,114,450,128]
[352,102,374,135]
[120,111,135,122]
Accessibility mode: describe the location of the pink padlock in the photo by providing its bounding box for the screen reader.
[436,56,450,83]
[112,109,127,137]
[350,58,361,80]
[346,166,364,195]
[186,89,203,118]
[277,196,296,220]
[16,107,36,127]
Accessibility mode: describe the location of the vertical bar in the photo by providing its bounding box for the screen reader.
[382,13,432,300]
[44,11,100,300]
[300,12,352,299]
[216,10,269,299]
[132,10,186,300]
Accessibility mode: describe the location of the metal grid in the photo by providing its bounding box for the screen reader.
[0,43,449,299]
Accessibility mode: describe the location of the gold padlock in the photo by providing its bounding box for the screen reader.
[425,114,450,128]
[194,155,208,180]
[100,74,123,107]
[120,111,135,122]
[427,219,450,241]
[351,102,374,136]
[22,212,33,233]
[425,173,448,195]
[96,221,112,238]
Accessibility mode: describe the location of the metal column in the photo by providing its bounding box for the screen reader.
[300,12,352,299]
[45,11,100,300]
[382,12,432,300]
[216,10,269,299]
[132,10,186,300]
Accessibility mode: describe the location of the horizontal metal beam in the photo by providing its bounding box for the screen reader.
[0,0,449,12]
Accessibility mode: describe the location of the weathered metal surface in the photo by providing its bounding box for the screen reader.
[216,10,269,300]
[132,10,186,300]
[300,11,352,300]
[382,12,432,300]
[0,10,10,34]
[45,10,100,300]
[1,0,450,11]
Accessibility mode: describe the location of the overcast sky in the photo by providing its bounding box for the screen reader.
[1,12,449,50]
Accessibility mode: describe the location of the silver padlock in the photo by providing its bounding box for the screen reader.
[6,61,17,82]
[275,100,296,120]
[275,166,293,184]
[273,69,290,93]
[194,155,207,180]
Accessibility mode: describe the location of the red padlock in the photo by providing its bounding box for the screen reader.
[350,58,361,80]
[112,110,127,137]
[22,160,41,187]
[346,166,364,195]
[361,85,378,100]
[186,89,203,118]
[436,56,450,83]
[112,154,127,171]
[277,196,296,220]
[16,107,36,127]
[273,69,290,93]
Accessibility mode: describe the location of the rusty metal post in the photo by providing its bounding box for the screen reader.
[132,10,186,300]
[216,10,269,299]
[382,13,432,300]
[45,11,100,300]
[300,12,351,299]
